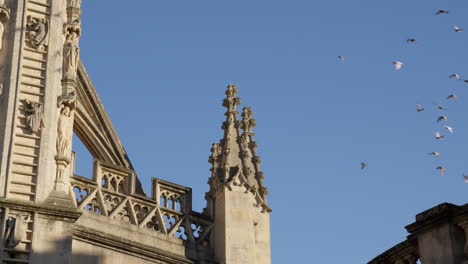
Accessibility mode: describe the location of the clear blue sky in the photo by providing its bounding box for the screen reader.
[73,1,468,263]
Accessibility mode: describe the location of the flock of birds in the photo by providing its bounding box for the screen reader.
[351,9,468,182]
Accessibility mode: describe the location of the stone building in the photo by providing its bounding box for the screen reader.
[0,0,271,263]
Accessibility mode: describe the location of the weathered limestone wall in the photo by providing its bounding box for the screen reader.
[417,223,465,264]
[214,187,271,264]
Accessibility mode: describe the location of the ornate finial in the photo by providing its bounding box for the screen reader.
[222,84,240,112]
[241,106,256,133]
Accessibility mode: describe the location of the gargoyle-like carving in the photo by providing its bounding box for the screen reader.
[0,4,10,52]
[27,17,49,49]
[24,100,44,134]
[3,214,28,248]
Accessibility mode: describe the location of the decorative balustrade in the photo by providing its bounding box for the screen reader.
[71,160,213,247]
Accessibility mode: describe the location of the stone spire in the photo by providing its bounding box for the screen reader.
[207,84,270,213]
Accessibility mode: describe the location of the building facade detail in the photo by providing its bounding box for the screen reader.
[0,0,272,263]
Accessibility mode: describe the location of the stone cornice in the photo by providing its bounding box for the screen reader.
[0,198,81,222]
[73,225,194,264]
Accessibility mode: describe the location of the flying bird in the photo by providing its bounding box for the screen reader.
[464,80,468,83]
[406,38,416,43]
[435,10,449,15]
[437,116,448,122]
[447,94,458,100]
[429,152,441,157]
[449,74,460,79]
[443,125,454,133]
[360,162,368,170]
[436,166,446,176]
[392,61,403,70]
[433,103,447,110]
[454,26,462,32]
[416,104,424,112]
[464,174,468,183]
[435,131,445,140]
[337,56,345,61]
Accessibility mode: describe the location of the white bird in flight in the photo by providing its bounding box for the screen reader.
[392,61,403,70]
[464,174,468,183]
[416,104,424,112]
[429,152,441,157]
[437,116,448,123]
[449,74,460,79]
[435,10,449,15]
[454,26,462,32]
[360,162,368,170]
[443,125,454,133]
[338,56,345,61]
[435,131,445,140]
[447,94,458,100]
[436,166,446,176]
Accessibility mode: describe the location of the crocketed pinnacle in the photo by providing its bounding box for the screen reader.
[207,84,271,213]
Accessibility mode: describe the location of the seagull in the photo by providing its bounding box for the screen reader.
[449,74,460,79]
[416,104,424,112]
[443,125,454,133]
[464,80,468,83]
[360,162,368,170]
[447,94,458,100]
[435,131,445,140]
[436,166,446,176]
[454,26,462,32]
[392,61,403,70]
[437,116,448,122]
[406,38,417,43]
[464,174,468,183]
[435,10,449,15]
[433,103,447,110]
[429,152,441,157]
[338,56,345,61]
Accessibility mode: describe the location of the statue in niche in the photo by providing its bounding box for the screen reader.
[63,21,80,80]
[3,214,28,248]
[57,105,72,157]
[24,100,44,134]
[0,5,10,52]
[27,17,48,49]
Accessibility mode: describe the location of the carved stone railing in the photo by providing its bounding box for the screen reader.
[368,236,419,264]
[70,160,213,248]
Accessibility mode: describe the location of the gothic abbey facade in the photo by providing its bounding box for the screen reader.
[0,1,271,263]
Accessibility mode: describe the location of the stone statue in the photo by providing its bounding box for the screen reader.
[3,214,27,248]
[24,100,44,134]
[57,105,72,156]
[63,21,80,80]
[27,17,48,49]
[0,5,10,52]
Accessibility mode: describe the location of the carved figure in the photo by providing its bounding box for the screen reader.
[63,21,80,79]
[24,100,44,133]
[0,5,10,52]
[27,17,48,49]
[57,105,72,156]
[3,214,27,248]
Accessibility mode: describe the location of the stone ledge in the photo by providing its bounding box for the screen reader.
[73,225,195,264]
[0,198,81,222]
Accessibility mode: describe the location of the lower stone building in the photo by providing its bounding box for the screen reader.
[0,0,271,263]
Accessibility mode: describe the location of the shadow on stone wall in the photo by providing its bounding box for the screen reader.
[27,238,103,264]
